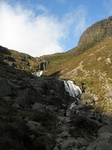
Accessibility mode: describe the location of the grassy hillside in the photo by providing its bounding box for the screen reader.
[0,46,39,79]
[42,37,112,112]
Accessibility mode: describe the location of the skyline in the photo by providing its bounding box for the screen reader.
[0,0,112,57]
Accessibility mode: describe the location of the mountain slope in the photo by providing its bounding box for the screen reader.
[1,16,112,150]
[0,45,39,79]
[42,16,112,112]
[0,16,112,112]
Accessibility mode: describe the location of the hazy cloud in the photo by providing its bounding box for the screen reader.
[36,4,49,14]
[0,1,87,57]
[103,0,112,15]
[62,5,88,41]
[73,6,87,36]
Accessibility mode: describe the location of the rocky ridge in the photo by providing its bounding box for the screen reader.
[77,16,112,53]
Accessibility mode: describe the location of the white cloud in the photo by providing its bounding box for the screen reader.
[0,1,66,57]
[0,1,87,57]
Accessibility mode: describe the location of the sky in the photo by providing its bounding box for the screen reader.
[0,0,112,57]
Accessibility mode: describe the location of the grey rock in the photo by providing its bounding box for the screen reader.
[60,137,78,150]
[102,116,112,125]
[0,78,12,97]
[58,130,71,138]
[86,135,112,150]
[32,102,45,111]
[87,125,112,150]
[55,138,63,144]
[12,102,20,108]
[78,17,112,52]
[98,132,112,138]
[27,120,41,131]
[77,137,88,146]
[98,125,112,133]
[53,146,59,150]
[16,88,43,107]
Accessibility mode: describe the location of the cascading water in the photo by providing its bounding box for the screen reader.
[64,80,82,97]
[36,70,43,77]
[64,80,82,109]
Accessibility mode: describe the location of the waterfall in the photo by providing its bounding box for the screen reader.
[36,70,43,77]
[64,80,82,97]
[64,80,82,109]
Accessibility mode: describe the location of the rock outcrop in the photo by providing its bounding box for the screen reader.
[77,16,112,52]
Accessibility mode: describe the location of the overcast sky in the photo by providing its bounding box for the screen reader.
[0,0,112,57]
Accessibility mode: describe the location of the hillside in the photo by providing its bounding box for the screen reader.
[0,45,40,79]
[0,16,112,150]
[42,16,112,112]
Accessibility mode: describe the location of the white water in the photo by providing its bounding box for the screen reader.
[64,80,82,109]
[36,70,43,77]
[64,80,82,97]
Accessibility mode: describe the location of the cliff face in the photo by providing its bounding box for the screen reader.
[77,16,112,52]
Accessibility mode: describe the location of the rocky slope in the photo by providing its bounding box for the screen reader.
[1,55,112,150]
[0,16,112,150]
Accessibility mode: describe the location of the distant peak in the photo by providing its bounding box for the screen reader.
[77,16,112,52]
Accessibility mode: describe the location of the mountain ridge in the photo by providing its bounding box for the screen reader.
[0,16,112,150]
[0,16,112,112]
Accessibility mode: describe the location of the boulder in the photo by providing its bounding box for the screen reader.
[60,137,78,150]
[86,134,112,150]
[77,137,88,146]
[12,102,20,108]
[87,125,112,150]
[98,125,112,133]
[53,146,59,150]
[16,88,43,107]
[32,103,45,111]
[81,93,95,106]
[27,121,41,131]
